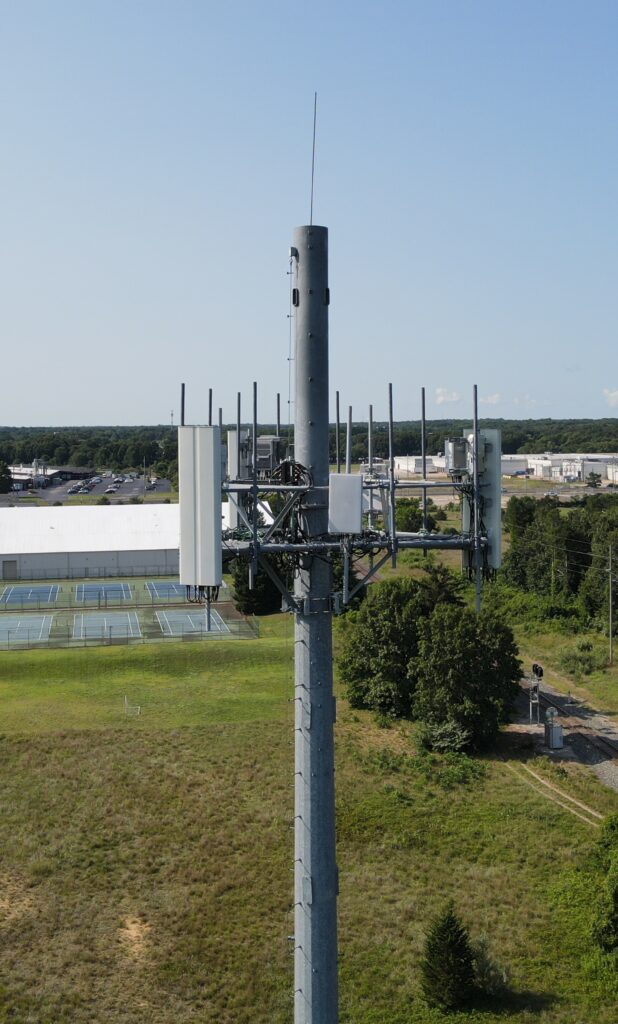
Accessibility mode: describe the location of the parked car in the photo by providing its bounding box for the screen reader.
[105,486,118,494]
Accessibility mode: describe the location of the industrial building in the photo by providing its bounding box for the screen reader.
[0,500,271,581]
[0,504,179,580]
[9,462,93,490]
[393,451,617,483]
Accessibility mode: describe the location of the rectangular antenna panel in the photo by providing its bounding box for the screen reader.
[328,474,363,534]
[460,428,502,570]
[481,428,502,570]
[226,429,239,530]
[178,426,222,586]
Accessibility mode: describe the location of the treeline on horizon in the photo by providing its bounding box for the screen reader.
[0,417,617,475]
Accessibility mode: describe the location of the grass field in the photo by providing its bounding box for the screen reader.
[1,615,617,1022]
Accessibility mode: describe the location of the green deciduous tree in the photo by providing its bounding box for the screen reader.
[338,579,428,717]
[395,497,436,532]
[421,900,476,1011]
[338,570,464,718]
[0,459,12,493]
[410,605,521,750]
[231,557,289,615]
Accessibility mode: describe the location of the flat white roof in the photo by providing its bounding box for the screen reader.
[0,504,180,555]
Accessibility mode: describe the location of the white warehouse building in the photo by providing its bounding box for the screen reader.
[0,505,180,581]
[0,502,265,581]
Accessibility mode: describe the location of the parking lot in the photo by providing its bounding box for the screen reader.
[25,475,173,504]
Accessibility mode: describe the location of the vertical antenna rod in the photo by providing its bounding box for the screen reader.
[346,406,352,473]
[388,383,397,567]
[276,392,281,437]
[292,225,338,1024]
[180,383,186,426]
[473,384,482,613]
[309,92,317,226]
[335,391,341,473]
[421,386,427,530]
[236,392,242,479]
[208,388,213,427]
[252,382,258,579]
[368,403,374,529]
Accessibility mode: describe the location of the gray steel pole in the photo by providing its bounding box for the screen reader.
[473,384,482,613]
[335,391,341,473]
[421,386,427,530]
[236,392,241,479]
[368,404,374,528]
[292,224,338,1024]
[610,543,613,666]
[346,406,352,473]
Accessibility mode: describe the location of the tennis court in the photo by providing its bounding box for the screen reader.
[73,611,142,639]
[156,609,229,636]
[0,584,60,605]
[75,583,132,603]
[146,581,187,600]
[0,614,54,644]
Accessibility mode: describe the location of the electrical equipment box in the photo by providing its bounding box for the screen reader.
[445,438,469,476]
[255,435,285,478]
[328,474,363,534]
[178,426,222,586]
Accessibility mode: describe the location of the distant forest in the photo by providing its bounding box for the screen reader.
[0,418,617,479]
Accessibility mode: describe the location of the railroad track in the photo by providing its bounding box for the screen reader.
[533,687,618,762]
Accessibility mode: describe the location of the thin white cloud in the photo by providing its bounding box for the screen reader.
[480,393,500,405]
[435,387,460,405]
[603,388,618,408]
[513,393,536,409]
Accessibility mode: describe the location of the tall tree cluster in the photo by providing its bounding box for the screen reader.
[338,568,520,750]
[503,494,618,629]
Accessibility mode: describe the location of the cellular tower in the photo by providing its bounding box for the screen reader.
[178,223,501,1024]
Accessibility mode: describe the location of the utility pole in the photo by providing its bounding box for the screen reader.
[292,225,338,1024]
[610,543,613,666]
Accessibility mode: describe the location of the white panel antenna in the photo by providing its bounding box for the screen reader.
[328,474,363,534]
[178,426,222,586]
[480,428,502,570]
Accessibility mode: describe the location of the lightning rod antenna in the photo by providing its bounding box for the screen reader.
[310,92,317,226]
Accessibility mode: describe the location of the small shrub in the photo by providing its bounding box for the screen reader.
[418,718,471,754]
[413,748,485,788]
[559,641,607,678]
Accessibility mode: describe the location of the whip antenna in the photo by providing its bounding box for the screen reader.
[310,91,317,225]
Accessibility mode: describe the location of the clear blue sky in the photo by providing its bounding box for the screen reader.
[1,1,617,426]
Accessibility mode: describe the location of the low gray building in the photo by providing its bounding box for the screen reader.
[0,505,179,580]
